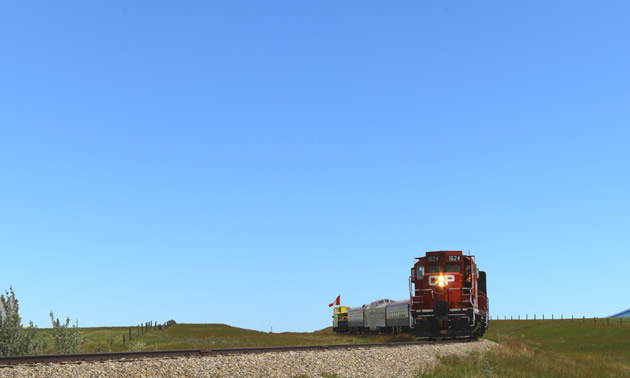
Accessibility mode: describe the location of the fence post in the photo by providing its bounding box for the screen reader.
[123,335,125,346]
[534,314,536,320]
[552,314,553,320]
[526,314,528,320]
[543,314,544,320]
[583,316,585,322]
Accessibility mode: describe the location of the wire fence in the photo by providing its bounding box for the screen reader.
[489,314,629,325]
[121,320,174,346]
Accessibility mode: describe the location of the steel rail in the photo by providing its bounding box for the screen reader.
[0,339,476,367]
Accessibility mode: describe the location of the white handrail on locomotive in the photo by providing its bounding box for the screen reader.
[411,288,473,312]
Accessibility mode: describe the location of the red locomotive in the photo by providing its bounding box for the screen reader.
[410,250,488,338]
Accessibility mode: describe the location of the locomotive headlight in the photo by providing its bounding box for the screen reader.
[438,275,445,287]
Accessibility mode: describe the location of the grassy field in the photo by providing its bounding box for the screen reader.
[34,318,630,377]
[420,317,630,377]
[60,324,413,354]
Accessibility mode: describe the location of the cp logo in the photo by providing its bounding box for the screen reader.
[428,275,456,286]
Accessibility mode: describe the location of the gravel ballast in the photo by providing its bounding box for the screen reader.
[0,340,497,377]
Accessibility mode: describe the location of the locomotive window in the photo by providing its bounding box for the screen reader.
[445,264,461,273]
[428,265,440,273]
[416,265,424,279]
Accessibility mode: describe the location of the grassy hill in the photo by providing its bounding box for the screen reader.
[421,318,630,377]
[70,324,414,353]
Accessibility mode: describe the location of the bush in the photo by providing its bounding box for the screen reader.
[50,311,83,354]
[0,287,47,356]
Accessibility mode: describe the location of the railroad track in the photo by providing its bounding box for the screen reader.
[0,339,476,367]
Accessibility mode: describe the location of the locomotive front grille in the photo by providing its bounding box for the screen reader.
[434,301,448,316]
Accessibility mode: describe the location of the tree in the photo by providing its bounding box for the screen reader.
[0,287,46,356]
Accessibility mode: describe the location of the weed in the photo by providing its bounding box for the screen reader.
[128,341,147,352]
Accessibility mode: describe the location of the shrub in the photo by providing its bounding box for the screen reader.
[50,311,84,354]
[0,287,47,356]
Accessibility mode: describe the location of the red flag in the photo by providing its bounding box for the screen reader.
[328,295,340,307]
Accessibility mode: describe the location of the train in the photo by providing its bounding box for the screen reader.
[332,250,489,339]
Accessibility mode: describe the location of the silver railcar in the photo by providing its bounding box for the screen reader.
[365,299,392,331]
[385,299,412,333]
[347,306,366,331]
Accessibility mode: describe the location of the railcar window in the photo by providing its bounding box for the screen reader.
[445,264,461,273]
[428,265,440,273]
[387,310,407,318]
[349,313,363,321]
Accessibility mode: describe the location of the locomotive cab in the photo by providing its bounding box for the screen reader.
[410,250,489,339]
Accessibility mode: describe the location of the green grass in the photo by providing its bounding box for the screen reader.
[33,318,630,377]
[55,324,414,354]
[419,318,630,377]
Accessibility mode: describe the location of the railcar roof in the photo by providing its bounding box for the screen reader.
[367,298,393,308]
[347,306,364,312]
[387,299,410,306]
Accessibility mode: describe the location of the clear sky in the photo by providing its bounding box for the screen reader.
[1,1,629,332]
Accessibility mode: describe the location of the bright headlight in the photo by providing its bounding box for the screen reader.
[438,275,445,287]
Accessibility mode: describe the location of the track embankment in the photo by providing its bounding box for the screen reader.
[0,340,497,377]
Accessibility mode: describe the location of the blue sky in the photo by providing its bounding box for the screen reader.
[1,1,629,332]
